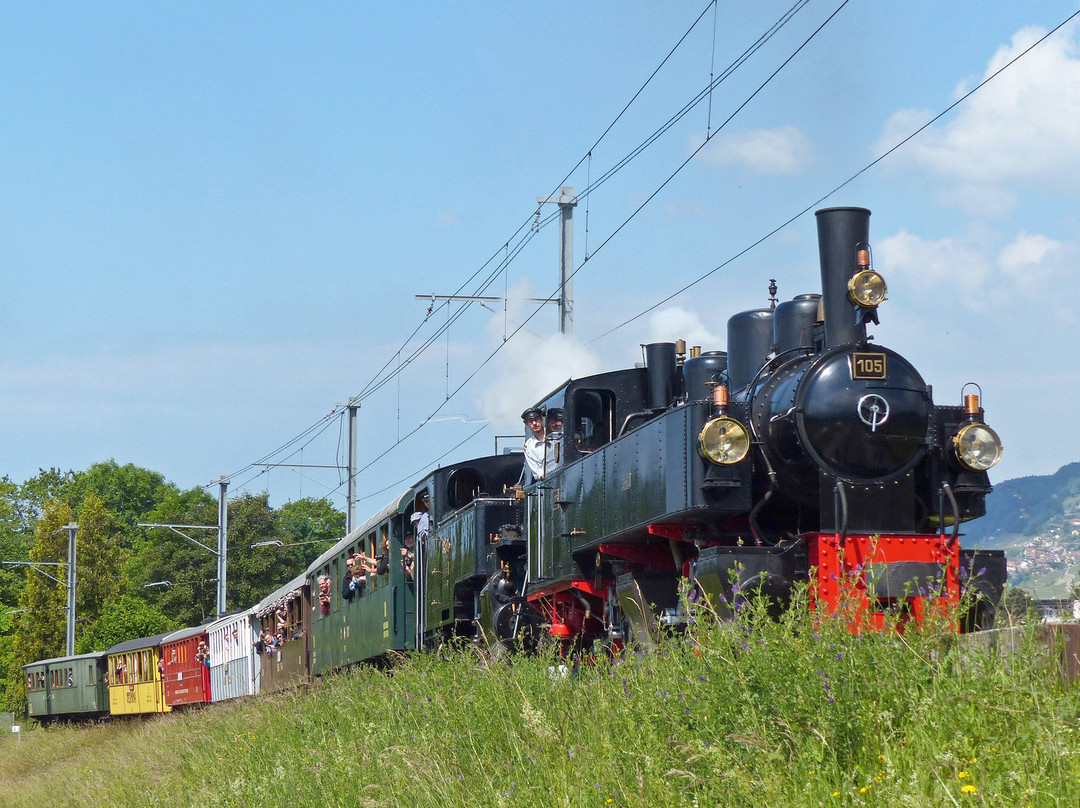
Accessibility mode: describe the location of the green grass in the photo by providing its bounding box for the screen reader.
[2,590,1079,807]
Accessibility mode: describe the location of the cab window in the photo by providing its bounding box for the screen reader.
[573,389,616,452]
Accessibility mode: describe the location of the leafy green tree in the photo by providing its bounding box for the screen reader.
[130,491,344,627]
[12,500,74,667]
[222,492,288,612]
[131,488,221,627]
[68,460,176,536]
[1000,585,1036,625]
[0,475,33,607]
[75,493,127,634]
[278,497,345,568]
[12,468,76,526]
[75,595,176,654]
[0,612,26,712]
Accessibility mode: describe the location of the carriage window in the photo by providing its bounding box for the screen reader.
[317,567,333,617]
[573,389,616,452]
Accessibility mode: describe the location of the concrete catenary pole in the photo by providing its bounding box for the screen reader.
[216,477,229,618]
[347,399,359,535]
[62,522,78,657]
[537,186,577,335]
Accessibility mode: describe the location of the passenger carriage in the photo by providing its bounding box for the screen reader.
[208,609,256,703]
[106,633,172,716]
[253,572,311,694]
[23,652,109,723]
[160,624,212,707]
[307,491,414,675]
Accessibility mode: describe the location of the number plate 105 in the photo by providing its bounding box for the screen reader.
[852,352,887,380]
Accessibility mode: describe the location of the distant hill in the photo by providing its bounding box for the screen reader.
[960,462,1080,596]
[962,462,1080,546]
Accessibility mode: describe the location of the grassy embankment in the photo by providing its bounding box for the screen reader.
[2,589,1078,807]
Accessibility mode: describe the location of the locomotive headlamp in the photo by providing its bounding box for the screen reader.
[848,269,888,308]
[698,416,750,465]
[952,423,1003,471]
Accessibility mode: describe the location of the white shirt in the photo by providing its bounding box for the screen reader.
[523,432,561,483]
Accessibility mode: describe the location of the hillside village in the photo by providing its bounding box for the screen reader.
[997,491,1080,598]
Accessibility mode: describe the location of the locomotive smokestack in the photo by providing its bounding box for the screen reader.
[815,206,871,348]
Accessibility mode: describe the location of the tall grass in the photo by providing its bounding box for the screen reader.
[2,587,1078,807]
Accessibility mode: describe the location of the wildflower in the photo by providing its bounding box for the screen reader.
[961,785,977,794]
[878,755,885,762]
[832,792,840,798]
[958,771,969,779]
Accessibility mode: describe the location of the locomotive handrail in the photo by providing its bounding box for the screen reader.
[616,410,654,438]
[941,483,960,550]
[834,481,849,548]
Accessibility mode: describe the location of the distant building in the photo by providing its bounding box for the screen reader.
[1037,598,1080,623]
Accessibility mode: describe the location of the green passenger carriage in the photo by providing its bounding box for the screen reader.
[307,490,415,675]
[23,652,109,722]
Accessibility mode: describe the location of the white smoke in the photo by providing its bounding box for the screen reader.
[474,276,605,433]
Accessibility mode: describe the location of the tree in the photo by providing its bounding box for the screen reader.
[278,497,345,568]
[129,491,345,626]
[68,460,176,536]
[130,488,220,627]
[222,492,317,613]
[75,493,127,634]
[1000,585,1036,625]
[12,500,74,668]
[13,468,76,526]
[0,475,33,607]
[75,595,176,654]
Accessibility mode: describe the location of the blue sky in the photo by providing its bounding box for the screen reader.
[3,2,1079,513]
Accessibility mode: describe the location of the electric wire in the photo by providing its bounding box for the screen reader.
[227,0,826,493]
[235,0,1067,504]
[231,2,723,487]
[590,5,1080,342]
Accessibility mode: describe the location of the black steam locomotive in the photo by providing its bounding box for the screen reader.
[463,206,1007,650]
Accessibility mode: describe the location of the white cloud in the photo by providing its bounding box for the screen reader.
[876,229,991,295]
[696,125,812,174]
[875,22,1080,209]
[998,230,1064,289]
[877,227,1077,310]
